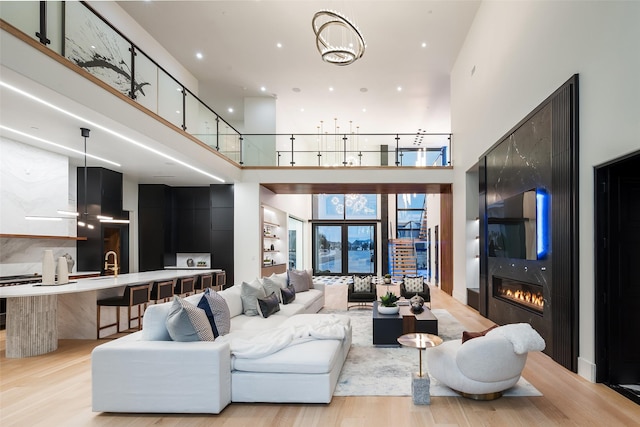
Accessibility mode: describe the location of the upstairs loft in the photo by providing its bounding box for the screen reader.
[1,4,453,189]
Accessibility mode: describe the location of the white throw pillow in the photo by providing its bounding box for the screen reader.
[403,276,424,293]
[262,276,283,303]
[353,275,372,292]
[271,272,289,289]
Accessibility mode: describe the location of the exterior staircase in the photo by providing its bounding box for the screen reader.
[389,239,417,279]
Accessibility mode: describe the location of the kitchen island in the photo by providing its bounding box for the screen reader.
[0,269,218,358]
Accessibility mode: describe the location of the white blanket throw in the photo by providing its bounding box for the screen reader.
[485,322,546,355]
[230,315,348,359]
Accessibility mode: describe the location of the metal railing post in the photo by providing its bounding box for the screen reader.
[215,116,220,151]
[181,86,186,131]
[129,45,136,100]
[290,135,296,166]
[342,134,348,166]
[395,134,400,166]
[239,136,244,165]
[36,2,50,45]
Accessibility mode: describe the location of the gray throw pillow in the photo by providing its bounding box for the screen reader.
[197,289,231,337]
[262,277,283,303]
[240,279,266,316]
[257,292,281,318]
[288,269,310,293]
[166,296,214,342]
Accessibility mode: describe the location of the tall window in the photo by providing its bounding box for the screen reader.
[312,194,378,275]
[396,194,425,239]
[288,216,304,270]
[313,194,377,220]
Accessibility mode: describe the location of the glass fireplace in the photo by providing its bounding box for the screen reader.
[493,276,544,314]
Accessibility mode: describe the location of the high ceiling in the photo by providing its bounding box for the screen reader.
[0,1,479,187]
[118,1,480,136]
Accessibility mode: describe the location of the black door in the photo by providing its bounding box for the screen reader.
[609,161,640,384]
[596,152,640,388]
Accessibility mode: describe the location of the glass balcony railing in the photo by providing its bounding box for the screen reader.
[0,2,452,168]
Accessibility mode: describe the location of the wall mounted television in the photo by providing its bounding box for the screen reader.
[487,189,548,260]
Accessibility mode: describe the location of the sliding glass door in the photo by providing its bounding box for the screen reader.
[313,224,376,274]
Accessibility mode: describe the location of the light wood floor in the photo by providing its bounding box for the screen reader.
[1,286,638,426]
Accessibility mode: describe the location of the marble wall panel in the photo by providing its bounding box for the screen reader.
[483,103,554,354]
[0,138,78,277]
[0,238,77,276]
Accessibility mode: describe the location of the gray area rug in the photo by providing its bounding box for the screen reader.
[322,308,542,397]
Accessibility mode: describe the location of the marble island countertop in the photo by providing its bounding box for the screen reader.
[0,269,217,298]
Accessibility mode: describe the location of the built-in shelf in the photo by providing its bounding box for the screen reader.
[262,205,287,274]
[0,234,87,241]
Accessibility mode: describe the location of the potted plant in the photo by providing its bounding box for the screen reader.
[378,291,400,314]
[383,273,392,284]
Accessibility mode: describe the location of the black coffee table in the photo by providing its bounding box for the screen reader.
[372,301,438,346]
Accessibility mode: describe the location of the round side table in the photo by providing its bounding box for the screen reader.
[397,333,443,405]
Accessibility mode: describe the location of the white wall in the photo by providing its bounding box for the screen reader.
[234,182,261,284]
[243,97,277,166]
[425,193,442,289]
[451,1,640,381]
[122,176,138,273]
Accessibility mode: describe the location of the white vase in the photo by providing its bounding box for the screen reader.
[42,250,55,285]
[57,257,69,285]
[378,305,400,315]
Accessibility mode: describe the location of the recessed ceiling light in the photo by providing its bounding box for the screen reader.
[196,52,203,59]
[292,87,301,93]
[329,87,334,92]
[91,45,96,49]
[421,42,427,48]
[397,86,402,92]
[260,86,266,92]
[176,110,180,114]
[300,108,305,112]
[360,87,368,93]
[362,108,367,113]
[228,107,234,113]
[276,42,282,48]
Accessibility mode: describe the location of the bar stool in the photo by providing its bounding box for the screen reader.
[174,276,195,297]
[195,273,213,293]
[97,283,151,339]
[214,271,226,291]
[150,280,175,303]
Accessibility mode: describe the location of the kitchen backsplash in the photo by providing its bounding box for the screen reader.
[0,238,77,277]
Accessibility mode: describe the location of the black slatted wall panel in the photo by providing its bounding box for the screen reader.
[551,79,579,371]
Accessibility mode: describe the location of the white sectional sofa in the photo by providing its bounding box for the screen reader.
[92,277,352,414]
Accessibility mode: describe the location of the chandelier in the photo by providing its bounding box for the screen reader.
[312,10,366,66]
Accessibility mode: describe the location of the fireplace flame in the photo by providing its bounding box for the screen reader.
[500,288,544,310]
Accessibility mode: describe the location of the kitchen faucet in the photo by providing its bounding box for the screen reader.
[104,251,119,277]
